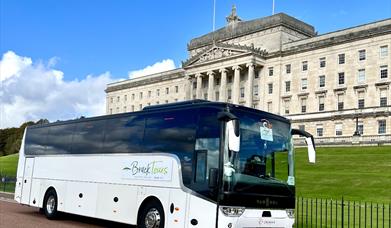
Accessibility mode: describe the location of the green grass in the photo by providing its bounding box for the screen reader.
[295,146,391,203]
[0,153,19,177]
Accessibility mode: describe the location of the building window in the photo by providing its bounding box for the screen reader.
[228,89,232,99]
[285,81,291,92]
[147,103,151,106]
[123,106,127,112]
[319,96,325,111]
[254,71,259,79]
[131,105,134,111]
[359,49,366,61]
[109,108,113,114]
[193,82,197,89]
[116,107,119,113]
[358,121,364,135]
[316,125,324,137]
[337,94,344,111]
[267,102,272,112]
[175,86,179,93]
[320,57,326,68]
[215,78,220,86]
[139,104,142,110]
[147,91,150,98]
[165,100,169,104]
[156,101,160,105]
[268,67,274,76]
[319,75,326,88]
[335,123,343,136]
[301,78,308,90]
[302,61,308,71]
[301,98,307,113]
[358,69,365,83]
[380,45,388,57]
[358,91,365,109]
[286,64,291,74]
[124,95,127,101]
[215,92,219,101]
[204,93,207,100]
[284,100,290,114]
[156,89,160,96]
[254,85,258,96]
[166,88,169,94]
[338,53,345,64]
[132,94,135,100]
[380,65,388,79]
[378,120,386,134]
[140,92,143,99]
[268,83,273,94]
[380,89,388,107]
[240,87,245,98]
[117,96,120,102]
[338,72,345,85]
[110,97,113,103]
[228,76,233,83]
[174,99,178,102]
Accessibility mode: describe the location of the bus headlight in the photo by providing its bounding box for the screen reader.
[220,206,245,217]
[286,209,295,218]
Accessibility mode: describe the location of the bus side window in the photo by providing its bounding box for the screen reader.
[143,110,197,186]
[71,120,106,154]
[45,124,75,155]
[25,127,49,155]
[103,115,144,153]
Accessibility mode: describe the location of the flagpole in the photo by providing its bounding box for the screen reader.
[272,0,275,15]
[213,0,216,32]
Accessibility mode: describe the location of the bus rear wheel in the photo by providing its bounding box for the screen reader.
[137,200,165,228]
[43,189,59,219]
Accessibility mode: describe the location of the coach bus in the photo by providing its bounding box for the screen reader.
[14,100,315,228]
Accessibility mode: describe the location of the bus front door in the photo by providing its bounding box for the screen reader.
[20,157,34,205]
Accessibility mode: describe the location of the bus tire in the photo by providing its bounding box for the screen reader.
[137,200,165,228]
[43,188,59,219]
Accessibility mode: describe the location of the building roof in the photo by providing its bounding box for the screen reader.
[188,13,316,51]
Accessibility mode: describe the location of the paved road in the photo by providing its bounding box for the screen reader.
[0,199,134,228]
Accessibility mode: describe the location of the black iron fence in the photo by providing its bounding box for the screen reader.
[296,197,391,228]
[0,176,16,192]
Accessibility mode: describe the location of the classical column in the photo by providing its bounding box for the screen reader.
[184,75,191,100]
[246,63,255,107]
[196,73,202,99]
[232,65,241,104]
[219,68,228,102]
[207,71,215,101]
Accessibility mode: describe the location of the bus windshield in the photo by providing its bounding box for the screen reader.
[223,110,294,197]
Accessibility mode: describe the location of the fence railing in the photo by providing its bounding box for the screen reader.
[296,197,391,228]
[0,176,16,192]
[294,135,391,146]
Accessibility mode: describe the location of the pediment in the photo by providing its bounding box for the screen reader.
[183,45,249,67]
[183,43,267,68]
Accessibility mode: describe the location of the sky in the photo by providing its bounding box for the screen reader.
[1,0,391,128]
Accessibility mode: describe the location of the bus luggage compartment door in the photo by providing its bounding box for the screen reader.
[20,157,35,205]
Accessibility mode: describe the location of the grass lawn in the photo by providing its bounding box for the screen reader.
[295,146,391,203]
[0,153,19,177]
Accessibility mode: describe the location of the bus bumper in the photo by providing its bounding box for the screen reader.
[218,208,294,228]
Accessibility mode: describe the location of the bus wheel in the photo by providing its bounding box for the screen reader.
[137,200,165,228]
[43,189,59,219]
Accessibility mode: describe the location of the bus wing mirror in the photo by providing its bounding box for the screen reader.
[208,168,218,189]
[291,128,316,163]
[227,119,240,152]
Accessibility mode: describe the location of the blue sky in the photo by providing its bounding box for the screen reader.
[2,0,390,80]
[0,0,390,127]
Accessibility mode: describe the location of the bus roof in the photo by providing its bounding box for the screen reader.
[28,100,290,129]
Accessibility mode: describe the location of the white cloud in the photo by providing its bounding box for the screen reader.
[0,51,114,128]
[128,59,176,79]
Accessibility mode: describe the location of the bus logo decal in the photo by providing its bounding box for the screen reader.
[122,159,173,181]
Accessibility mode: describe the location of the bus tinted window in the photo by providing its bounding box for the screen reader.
[103,115,144,153]
[45,124,76,154]
[71,120,106,154]
[25,127,49,155]
[144,109,197,185]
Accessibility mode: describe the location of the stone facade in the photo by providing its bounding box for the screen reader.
[106,9,391,144]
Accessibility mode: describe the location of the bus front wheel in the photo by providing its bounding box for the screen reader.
[137,200,165,228]
[43,189,59,219]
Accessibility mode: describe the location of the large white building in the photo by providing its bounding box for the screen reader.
[106,8,391,145]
